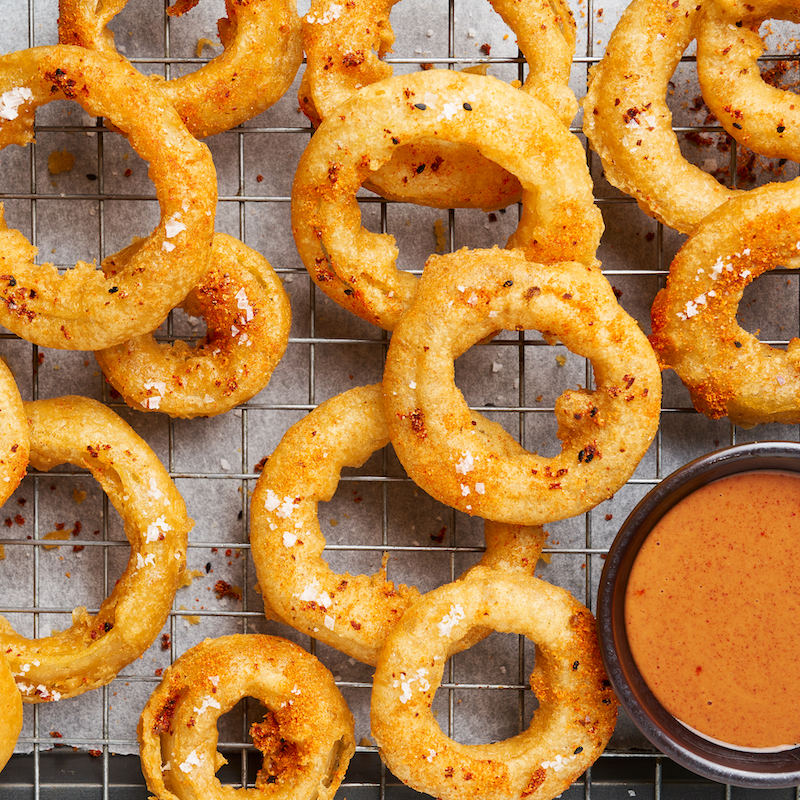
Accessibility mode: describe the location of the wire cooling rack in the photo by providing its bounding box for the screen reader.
[1,0,800,797]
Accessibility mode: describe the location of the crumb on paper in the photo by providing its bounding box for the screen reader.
[196,37,219,57]
[48,149,75,175]
[178,568,204,589]
[434,218,446,253]
[43,530,71,549]
[555,355,567,367]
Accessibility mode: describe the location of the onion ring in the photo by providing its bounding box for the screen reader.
[0,45,216,350]
[250,383,422,666]
[94,233,291,419]
[0,358,28,507]
[370,565,618,800]
[0,395,191,702]
[696,0,800,161]
[582,0,740,234]
[650,178,800,427]
[383,247,661,526]
[0,654,22,773]
[138,633,355,800]
[298,0,577,209]
[58,0,303,139]
[250,383,550,664]
[292,69,603,330]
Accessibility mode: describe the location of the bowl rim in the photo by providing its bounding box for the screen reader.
[598,440,800,788]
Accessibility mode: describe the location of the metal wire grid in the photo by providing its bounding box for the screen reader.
[0,0,799,797]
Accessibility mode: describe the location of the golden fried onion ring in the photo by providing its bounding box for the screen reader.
[298,0,577,209]
[251,383,550,664]
[138,634,355,800]
[383,248,661,526]
[696,0,800,161]
[0,395,191,702]
[0,358,28,507]
[650,178,800,427]
[371,565,618,800]
[95,233,291,419]
[582,0,739,234]
[250,383,422,665]
[292,70,603,330]
[58,0,303,139]
[0,45,216,350]
[0,653,22,773]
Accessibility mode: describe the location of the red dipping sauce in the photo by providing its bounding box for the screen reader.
[625,471,800,750]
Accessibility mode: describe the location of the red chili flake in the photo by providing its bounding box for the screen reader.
[88,750,102,758]
[72,545,85,553]
[17,498,26,506]
[123,168,132,177]
[480,43,491,55]
[214,580,241,601]
[155,668,163,676]
[256,174,264,182]
[3,519,11,528]
[55,522,65,531]
[254,455,268,473]
[431,526,446,544]
[14,515,24,525]
[161,633,171,651]
[37,353,45,366]
[50,731,63,738]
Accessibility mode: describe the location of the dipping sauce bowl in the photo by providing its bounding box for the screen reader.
[598,441,800,787]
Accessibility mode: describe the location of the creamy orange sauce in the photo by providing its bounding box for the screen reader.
[625,471,800,749]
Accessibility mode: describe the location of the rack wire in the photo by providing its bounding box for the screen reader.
[1,0,800,796]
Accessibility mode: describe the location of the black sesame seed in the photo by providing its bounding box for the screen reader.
[205,562,212,573]
[602,698,611,704]
[735,19,742,25]
[416,164,425,174]
[503,280,513,287]
[414,103,427,110]
[732,122,742,129]
[574,746,584,754]
[780,158,788,166]
[778,125,786,133]
[86,173,98,181]
[463,102,472,111]
[104,622,112,632]
[392,137,400,144]
[572,661,579,670]
[584,451,594,463]
[7,277,15,287]
[344,288,354,295]
[578,450,585,463]
[734,341,742,348]
[108,286,119,294]
[590,406,598,417]
[267,776,277,784]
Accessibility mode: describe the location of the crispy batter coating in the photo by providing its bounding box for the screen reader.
[383,248,661,526]
[0,653,22,773]
[0,396,192,701]
[696,0,800,161]
[95,233,291,419]
[292,70,602,330]
[582,0,740,233]
[0,358,28,508]
[650,178,800,426]
[138,634,355,800]
[0,46,216,350]
[299,0,577,208]
[371,566,618,800]
[58,0,302,139]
